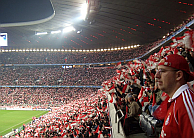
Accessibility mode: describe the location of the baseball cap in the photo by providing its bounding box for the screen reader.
[158,54,194,82]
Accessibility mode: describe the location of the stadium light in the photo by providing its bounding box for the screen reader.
[51,30,61,34]
[35,32,48,35]
[63,26,75,33]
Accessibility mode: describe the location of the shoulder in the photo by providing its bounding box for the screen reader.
[131,101,139,106]
[174,89,194,124]
[178,89,194,109]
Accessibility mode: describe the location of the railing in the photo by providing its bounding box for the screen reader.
[107,93,126,138]
[115,109,125,134]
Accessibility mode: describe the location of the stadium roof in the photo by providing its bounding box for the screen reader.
[0,0,194,50]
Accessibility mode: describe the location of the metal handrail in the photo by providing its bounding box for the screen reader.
[115,109,124,133]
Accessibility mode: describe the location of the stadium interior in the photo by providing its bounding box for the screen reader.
[0,0,194,138]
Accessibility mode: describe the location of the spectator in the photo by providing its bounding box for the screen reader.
[124,95,142,135]
[155,54,194,138]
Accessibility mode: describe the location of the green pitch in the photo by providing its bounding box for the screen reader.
[0,110,48,136]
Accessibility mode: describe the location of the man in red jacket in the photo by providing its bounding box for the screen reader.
[155,54,194,138]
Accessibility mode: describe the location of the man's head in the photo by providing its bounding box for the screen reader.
[127,95,134,103]
[155,54,194,97]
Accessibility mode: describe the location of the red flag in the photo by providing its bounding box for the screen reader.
[94,125,99,134]
[109,93,114,103]
[116,62,122,68]
[98,131,102,138]
[173,46,179,54]
[184,30,193,48]
[138,87,144,100]
[122,84,128,93]
[158,46,164,56]
[107,85,115,93]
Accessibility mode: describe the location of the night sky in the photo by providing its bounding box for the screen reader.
[0,0,54,24]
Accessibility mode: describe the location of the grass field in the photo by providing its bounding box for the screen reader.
[0,110,48,136]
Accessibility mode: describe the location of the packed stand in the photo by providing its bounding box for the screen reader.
[11,90,111,138]
[0,88,99,107]
[0,67,116,86]
[0,46,148,64]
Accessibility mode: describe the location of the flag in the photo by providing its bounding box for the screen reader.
[116,62,122,68]
[98,131,102,138]
[122,84,128,93]
[107,85,115,93]
[94,125,99,134]
[109,93,114,103]
[184,30,193,48]
[138,86,144,100]
[158,46,164,56]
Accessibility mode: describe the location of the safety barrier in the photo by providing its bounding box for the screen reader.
[107,93,126,138]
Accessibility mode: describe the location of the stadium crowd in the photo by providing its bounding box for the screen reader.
[0,88,99,107]
[12,91,111,138]
[0,45,150,64]
[0,67,116,86]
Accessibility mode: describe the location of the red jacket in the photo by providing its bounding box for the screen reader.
[160,84,194,138]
